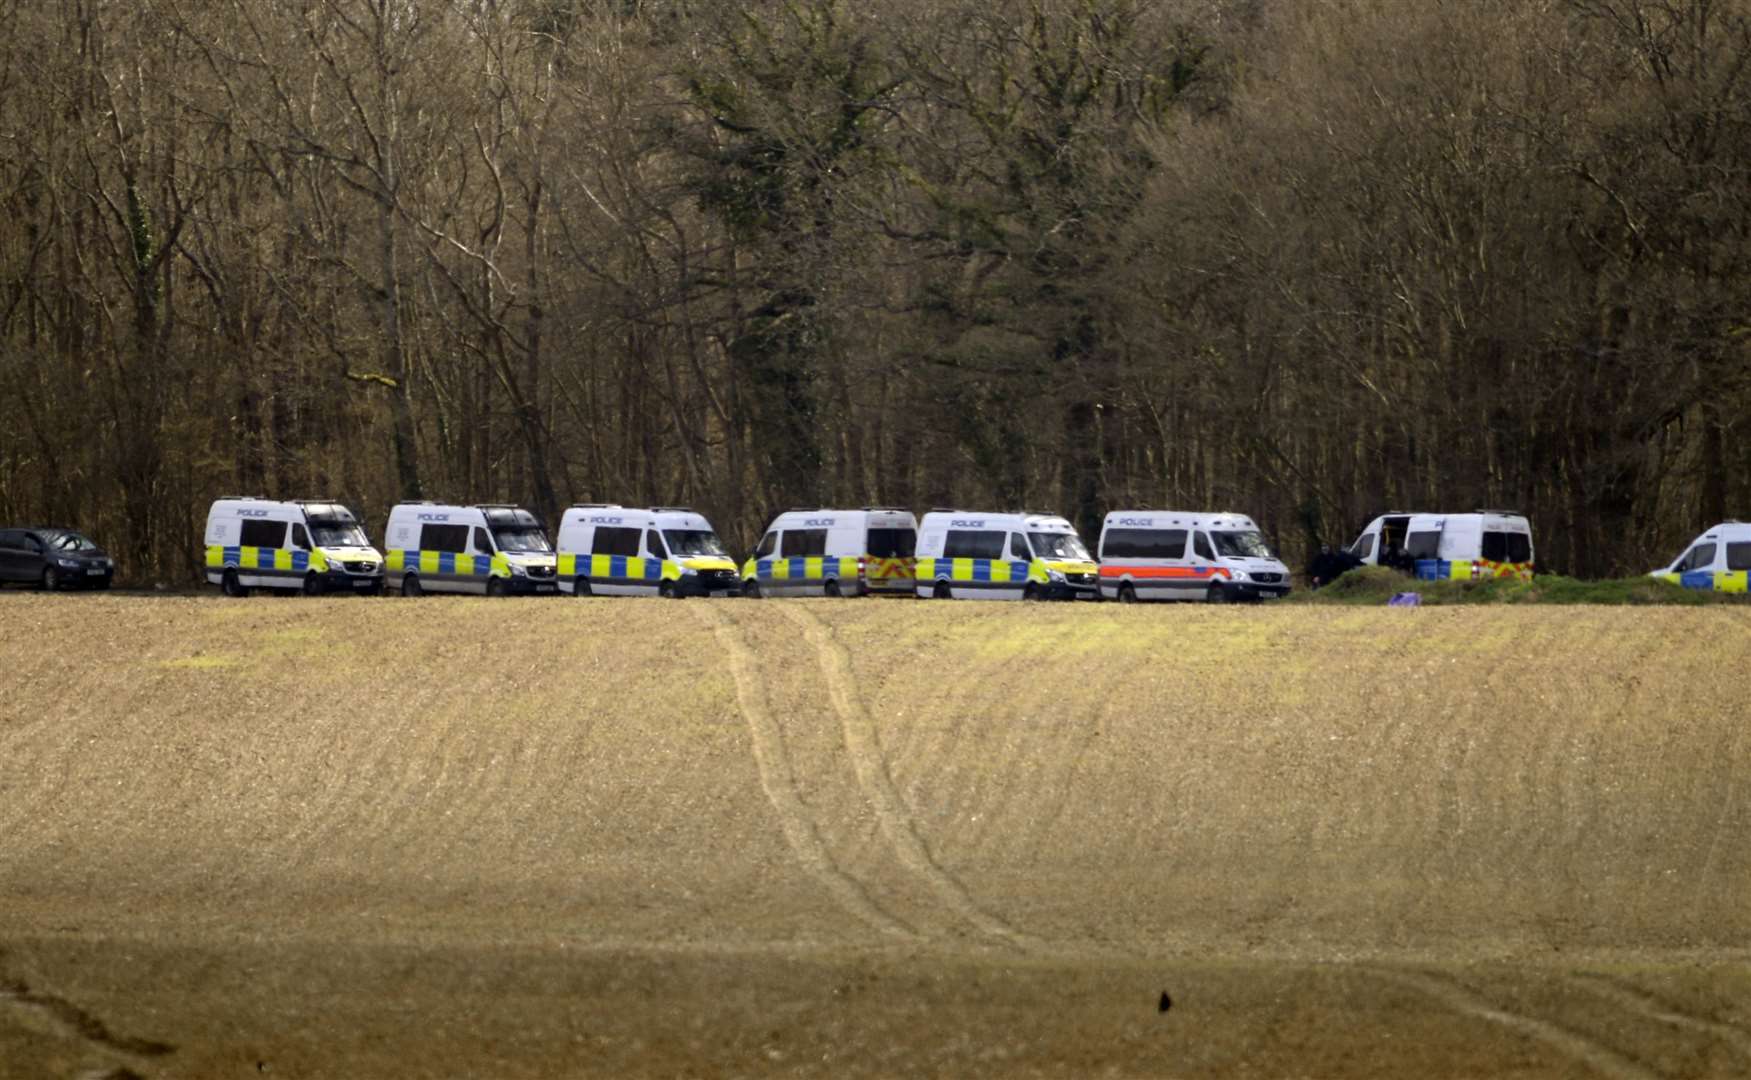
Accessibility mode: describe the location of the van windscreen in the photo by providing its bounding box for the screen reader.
[310,521,370,547]
[492,526,552,553]
[664,530,728,557]
[1211,530,1275,559]
[1028,532,1090,560]
[867,527,916,558]
[1481,531,1532,563]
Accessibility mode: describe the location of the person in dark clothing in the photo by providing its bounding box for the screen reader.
[1307,544,1363,588]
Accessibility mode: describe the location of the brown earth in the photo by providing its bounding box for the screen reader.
[1,594,1748,1079]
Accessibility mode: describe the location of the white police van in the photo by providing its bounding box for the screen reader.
[555,505,739,598]
[1346,510,1535,580]
[1650,521,1751,593]
[913,510,1098,600]
[203,496,384,597]
[383,502,558,596]
[1097,510,1291,602]
[741,507,918,598]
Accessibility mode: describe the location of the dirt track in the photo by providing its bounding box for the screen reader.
[2,595,1749,1078]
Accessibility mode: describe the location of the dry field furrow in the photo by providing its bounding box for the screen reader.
[2,595,1749,1077]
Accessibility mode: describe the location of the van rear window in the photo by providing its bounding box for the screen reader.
[1728,543,1751,572]
[1481,531,1532,563]
[240,519,288,549]
[867,528,916,558]
[593,526,640,557]
[1101,528,1188,560]
[944,530,1005,560]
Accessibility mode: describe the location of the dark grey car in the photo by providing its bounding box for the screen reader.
[0,527,117,590]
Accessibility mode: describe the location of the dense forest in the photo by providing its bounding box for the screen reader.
[1,0,1747,583]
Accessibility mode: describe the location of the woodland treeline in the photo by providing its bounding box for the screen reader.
[2,0,1747,582]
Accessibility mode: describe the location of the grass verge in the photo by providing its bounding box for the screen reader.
[1290,566,1747,605]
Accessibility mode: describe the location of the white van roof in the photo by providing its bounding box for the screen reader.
[559,505,717,529]
[1102,510,1260,531]
[920,509,1078,532]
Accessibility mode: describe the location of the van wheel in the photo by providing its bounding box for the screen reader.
[1119,583,1137,604]
[1022,584,1042,601]
[824,579,842,598]
[222,569,249,598]
[487,577,506,597]
[1205,583,1229,604]
[933,581,952,600]
[573,577,592,597]
[658,581,678,599]
[742,580,762,599]
[401,574,423,598]
[302,573,324,597]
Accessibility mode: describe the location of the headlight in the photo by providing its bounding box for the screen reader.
[508,562,528,577]
[681,566,699,576]
[58,558,80,568]
[1230,570,1248,582]
[1047,568,1066,583]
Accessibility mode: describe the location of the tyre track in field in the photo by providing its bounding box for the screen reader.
[693,605,917,942]
[779,604,1038,952]
[1568,973,1751,1060]
[0,950,173,1069]
[1364,965,1664,1080]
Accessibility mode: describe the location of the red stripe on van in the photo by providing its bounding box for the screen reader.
[1099,565,1230,580]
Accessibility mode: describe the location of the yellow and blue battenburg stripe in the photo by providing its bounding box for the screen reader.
[743,555,861,582]
[385,549,502,578]
[1659,570,1749,593]
[1415,559,1534,582]
[206,545,330,573]
[914,557,1044,584]
[557,554,688,583]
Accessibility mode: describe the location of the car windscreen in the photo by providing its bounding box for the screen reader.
[664,529,728,557]
[1028,531,1091,560]
[492,527,553,553]
[310,522,371,547]
[1211,530,1274,559]
[867,527,916,558]
[48,532,99,552]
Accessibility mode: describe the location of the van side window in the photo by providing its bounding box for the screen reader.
[473,527,494,554]
[1192,531,1215,561]
[1102,528,1186,559]
[593,527,640,557]
[420,523,469,554]
[291,523,311,550]
[867,528,915,558]
[1008,533,1032,561]
[754,532,778,558]
[1405,531,1440,559]
[1683,543,1717,572]
[240,519,288,549]
[1728,543,1751,572]
[646,530,669,559]
[781,529,827,557]
[943,529,1005,560]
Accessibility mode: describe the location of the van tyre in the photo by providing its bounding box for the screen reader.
[487,577,506,597]
[1205,583,1229,604]
[401,574,423,598]
[742,580,761,599]
[573,578,592,597]
[1022,584,1042,601]
[824,579,842,598]
[1119,583,1137,604]
[303,573,324,597]
[222,569,249,598]
[933,581,952,600]
[658,581,678,599]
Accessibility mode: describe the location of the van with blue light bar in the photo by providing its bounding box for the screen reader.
[1650,522,1751,593]
[383,502,558,597]
[204,496,384,597]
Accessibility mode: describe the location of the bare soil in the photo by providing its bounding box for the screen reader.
[2,595,1748,1078]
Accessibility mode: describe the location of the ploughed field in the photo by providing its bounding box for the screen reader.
[2,595,1749,1078]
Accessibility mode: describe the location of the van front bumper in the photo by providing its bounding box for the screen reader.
[316,569,384,593]
[675,570,741,597]
[1040,579,1100,600]
[1229,581,1291,600]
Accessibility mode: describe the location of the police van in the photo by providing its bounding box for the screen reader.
[1097,510,1291,602]
[383,502,558,596]
[1345,510,1535,580]
[555,505,739,598]
[203,496,384,597]
[1650,521,1750,593]
[740,507,918,598]
[913,510,1098,600]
